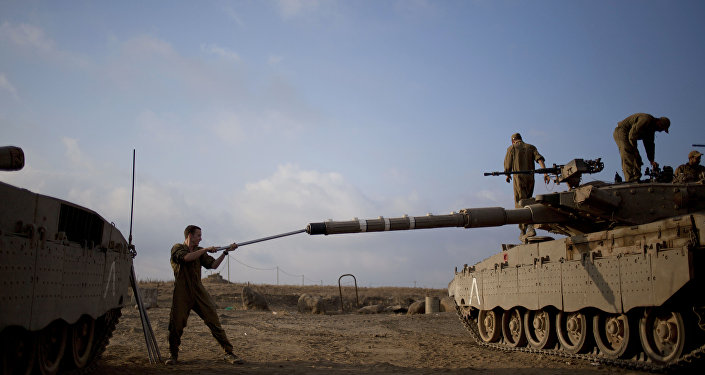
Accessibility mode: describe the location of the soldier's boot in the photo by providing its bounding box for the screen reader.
[224,352,244,365]
[165,354,178,365]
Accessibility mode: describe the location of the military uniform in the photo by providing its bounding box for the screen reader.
[613,113,663,182]
[674,151,705,183]
[504,140,545,236]
[167,243,233,359]
[504,140,545,208]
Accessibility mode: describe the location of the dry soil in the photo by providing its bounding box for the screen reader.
[97,278,650,375]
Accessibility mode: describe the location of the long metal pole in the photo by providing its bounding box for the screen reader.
[131,266,155,364]
[216,229,306,251]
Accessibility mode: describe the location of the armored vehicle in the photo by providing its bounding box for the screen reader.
[306,158,705,371]
[1,146,133,375]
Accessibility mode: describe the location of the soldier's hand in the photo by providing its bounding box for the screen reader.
[505,175,511,183]
[651,160,659,169]
[543,174,551,184]
[205,246,217,253]
[228,243,238,251]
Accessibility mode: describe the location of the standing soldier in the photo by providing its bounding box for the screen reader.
[165,225,243,365]
[674,150,705,183]
[613,113,670,182]
[504,133,550,240]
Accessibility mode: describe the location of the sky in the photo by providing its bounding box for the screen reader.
[1,0,703,288]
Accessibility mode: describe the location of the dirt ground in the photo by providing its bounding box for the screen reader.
[97,278,649,375]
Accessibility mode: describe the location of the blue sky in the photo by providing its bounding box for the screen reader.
[2,0,703,288]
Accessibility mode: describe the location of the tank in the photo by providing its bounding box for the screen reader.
[306,158,705,371]
[0,146,134,374]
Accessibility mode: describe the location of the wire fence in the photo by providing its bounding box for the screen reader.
[204,254,438,288]
[205,254,323,286]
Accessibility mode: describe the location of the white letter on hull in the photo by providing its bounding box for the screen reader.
[103,260,116,298]
[470,277,481,306]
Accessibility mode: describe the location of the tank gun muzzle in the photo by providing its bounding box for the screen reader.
[0,146,24,171]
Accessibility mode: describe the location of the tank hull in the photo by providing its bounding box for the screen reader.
[449,212,705,370]
[0,181,133,373]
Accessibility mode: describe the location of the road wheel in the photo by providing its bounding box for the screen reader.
[36,321,67,375]
[524,309,555,349]
[639,308,686,364]
[556,311,591,353]
[501,307,527,347]
[67,315,95,369]
[477,309,501,343]
[0,327,35,375]
[593,312,635,359]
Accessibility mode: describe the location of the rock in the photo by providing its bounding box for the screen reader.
[439,296,455,312]
[241,286,269,311]
[407,300,426,315]
[357,304,384,314]
[204,272,229,283]
[297,293,326,314]
[384,305,408,314]
[131,287,158,309]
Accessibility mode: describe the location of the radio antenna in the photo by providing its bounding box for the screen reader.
[129,149,135,254]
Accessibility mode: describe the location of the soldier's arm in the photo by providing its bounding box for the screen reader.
[171,244,189,264]
[536,155,550,183]
[210,252,227,269]
[183,247,211,263]
[504,147,513,183]
[644,135,656,164]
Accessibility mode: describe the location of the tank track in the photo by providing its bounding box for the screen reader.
[64,307,122,375]
[453,303,705,373]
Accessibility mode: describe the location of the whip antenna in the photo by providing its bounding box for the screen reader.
[129,149,135,251]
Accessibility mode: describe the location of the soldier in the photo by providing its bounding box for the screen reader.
[504,133,550,239]
[674,150,705,183]
[613,113,670,182]
[165,225,243,365]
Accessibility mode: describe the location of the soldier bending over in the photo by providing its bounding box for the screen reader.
[165,225,242,365]
[613,113,670,182]
[504,133,550,240]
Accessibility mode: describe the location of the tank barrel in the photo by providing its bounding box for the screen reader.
[306,205,567,235]
[307,212,467,235]
[0,146,24,171]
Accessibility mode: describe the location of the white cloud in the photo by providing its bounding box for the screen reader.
[0,73,19,99]
[61,137,94,171]
[268,55,283,66]
[475,189,504,204]
[0,22,89,68]
[275,0,323,18]
[222,6,246,28]
[0,22,54,52]
[236,163,372,228]
[210,111,246,144]
[201,43,241,61]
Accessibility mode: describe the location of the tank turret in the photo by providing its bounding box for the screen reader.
[305,157,705,371]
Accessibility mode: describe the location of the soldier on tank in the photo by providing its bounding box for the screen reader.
[674,150,705,183]
[613,113,670,182]
[504,133,550,240]
[165,225,243,365]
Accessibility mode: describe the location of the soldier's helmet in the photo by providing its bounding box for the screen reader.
[511,133,522,141]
